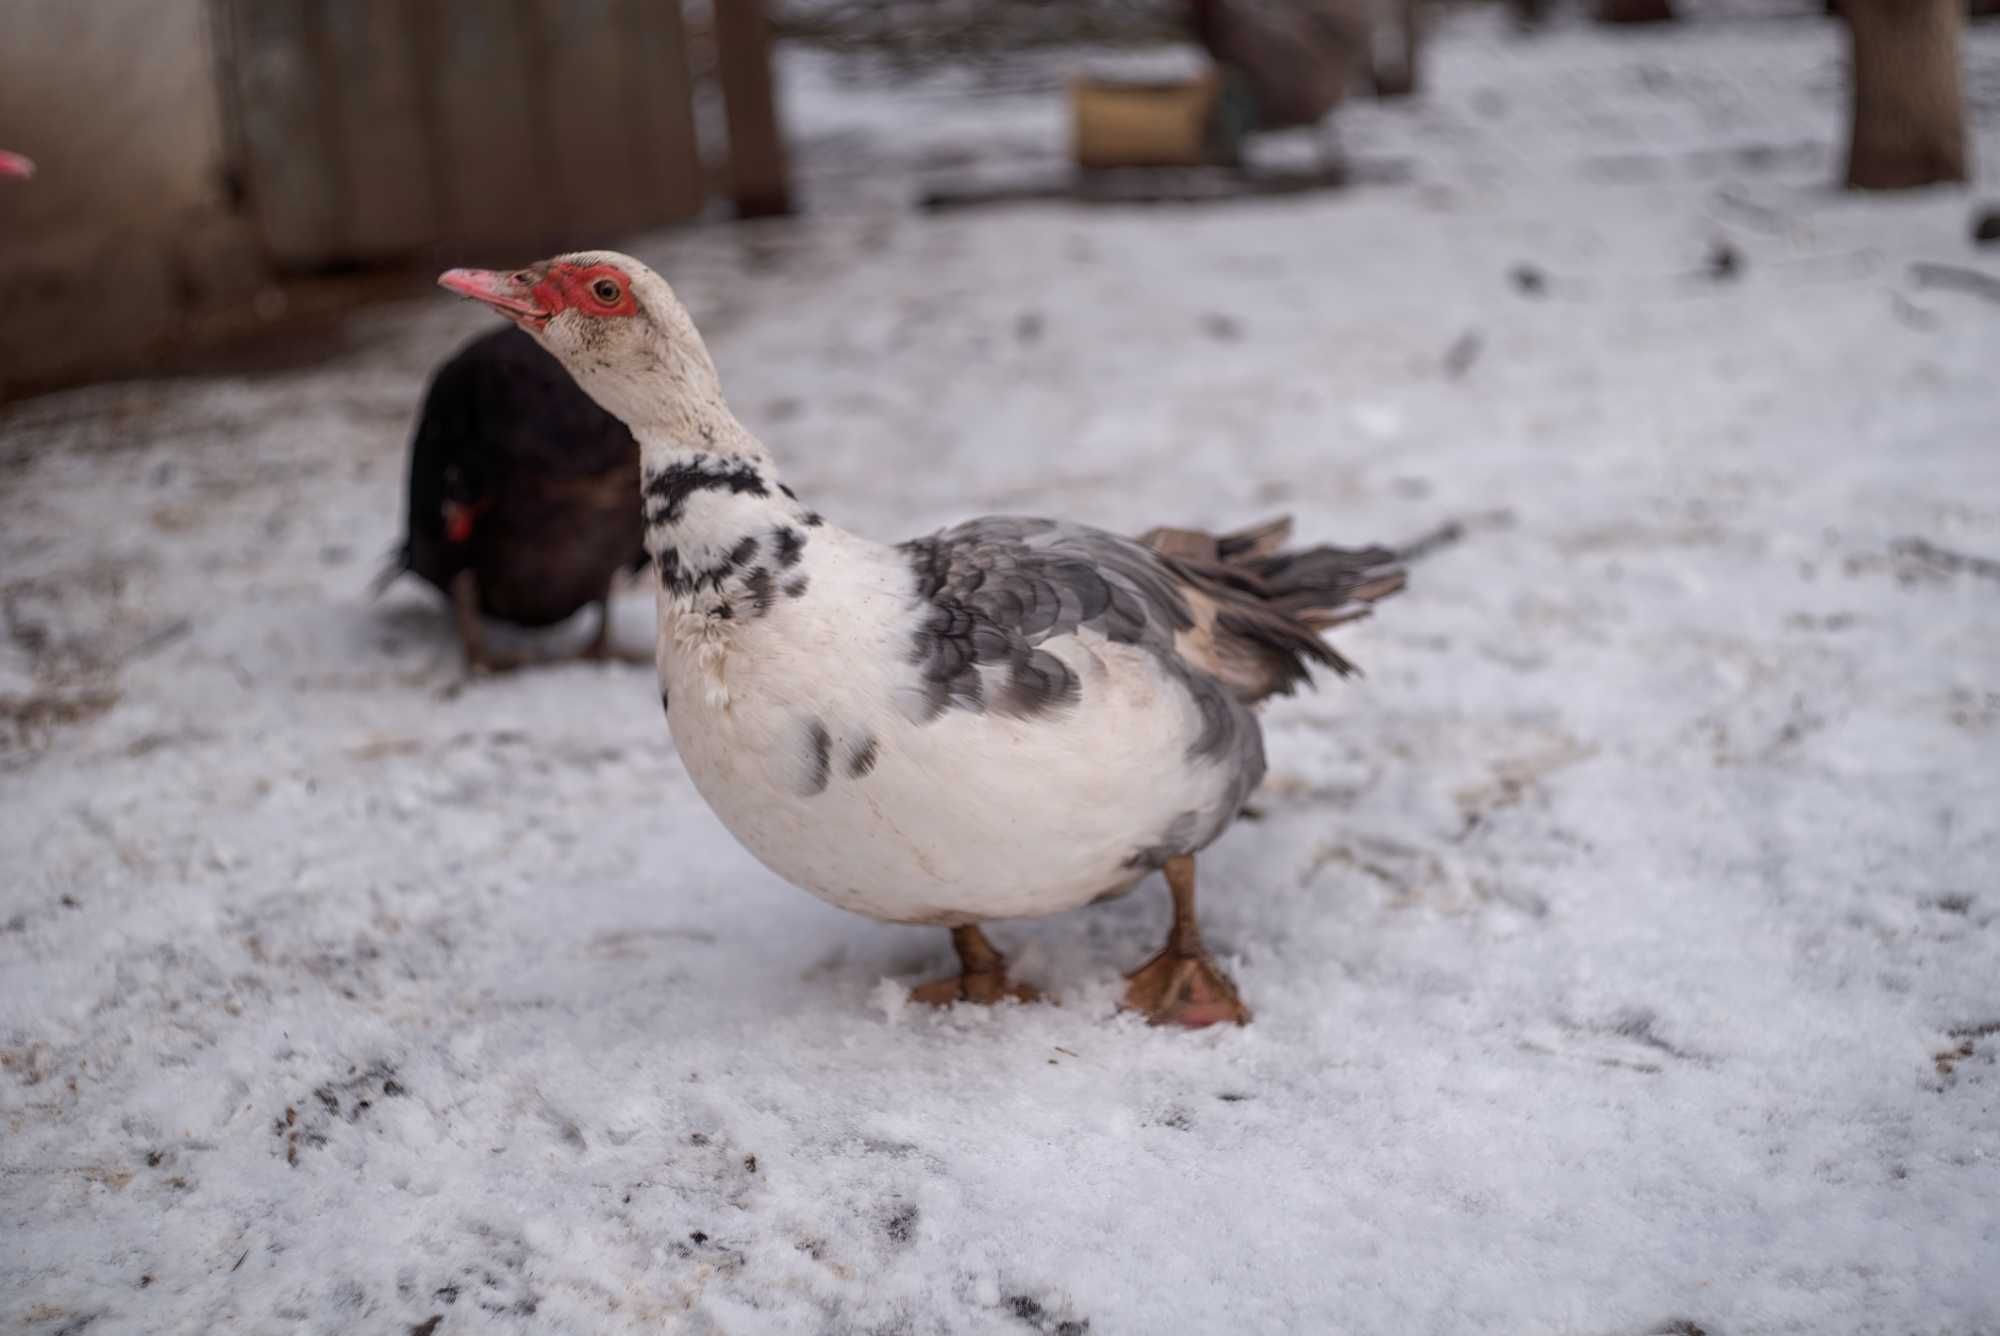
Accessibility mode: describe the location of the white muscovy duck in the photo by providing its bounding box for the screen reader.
[0,151,34,179]
[439,253,1406,1027]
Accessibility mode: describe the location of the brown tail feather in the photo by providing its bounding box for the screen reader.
[1139,515,1407,702]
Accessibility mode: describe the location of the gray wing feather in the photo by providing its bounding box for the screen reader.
[896,512,1406,870]
[898,516,1267,869]
[897,516,1265,802]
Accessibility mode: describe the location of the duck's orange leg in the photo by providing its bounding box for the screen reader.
[912,925,1041,1006]
[1121,855,1251,1028]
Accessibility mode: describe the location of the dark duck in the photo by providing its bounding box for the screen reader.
[379,325,650,671]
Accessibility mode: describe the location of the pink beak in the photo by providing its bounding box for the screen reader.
[437,267,550,329]
[0,151,34,180]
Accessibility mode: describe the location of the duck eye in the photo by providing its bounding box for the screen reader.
[592,278,621,305]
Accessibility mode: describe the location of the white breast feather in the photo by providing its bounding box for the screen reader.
[657,530,1242,924]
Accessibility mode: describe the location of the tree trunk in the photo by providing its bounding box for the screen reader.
[1595,0,1676,23]
[1843,0,1968,191]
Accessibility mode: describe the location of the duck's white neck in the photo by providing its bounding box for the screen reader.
[634,422,824,611]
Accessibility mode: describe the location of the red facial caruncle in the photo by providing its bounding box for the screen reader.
[443,496,492,543]
[530,264,637,322]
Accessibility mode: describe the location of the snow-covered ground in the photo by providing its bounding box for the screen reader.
[5,12,1999,1334]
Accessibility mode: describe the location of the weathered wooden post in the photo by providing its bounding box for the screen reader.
[712,0,793,218]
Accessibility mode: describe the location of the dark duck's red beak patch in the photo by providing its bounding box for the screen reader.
[443,497,492,543]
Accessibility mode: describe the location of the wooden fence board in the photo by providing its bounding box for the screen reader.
[534,0,647,240]
[432,0,552,259]
[222,0,341,266]
[214,0,713,270]
[322,0,436,258]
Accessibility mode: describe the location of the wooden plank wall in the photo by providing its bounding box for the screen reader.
[214,0,705,270]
